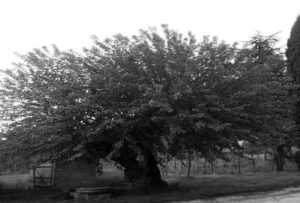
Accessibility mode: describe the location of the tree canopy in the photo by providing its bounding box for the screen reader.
[287,15,300,84]
[287,15,300,147]
[0,26,295,185]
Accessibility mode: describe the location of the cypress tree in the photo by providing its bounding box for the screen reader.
[287,15,300,154]
[287,15,300,83]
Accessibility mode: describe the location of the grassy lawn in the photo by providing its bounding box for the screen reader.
[2,172,300,202]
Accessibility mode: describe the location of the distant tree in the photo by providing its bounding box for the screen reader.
[243,33,296,171]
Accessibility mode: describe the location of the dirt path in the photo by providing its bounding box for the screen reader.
[181,187,300,203]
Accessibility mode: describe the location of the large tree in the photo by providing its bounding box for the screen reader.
[0,26,294,185]
[286,15,300,171]
[242,33,296,171]
[287,15,300,84]
[287,15,300,146]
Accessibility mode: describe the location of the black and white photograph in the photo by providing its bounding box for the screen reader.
[1,0,300,202]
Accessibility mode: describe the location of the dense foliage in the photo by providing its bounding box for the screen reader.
[0,26,295,185]
[287,15,300,84]
[287,15,300,151]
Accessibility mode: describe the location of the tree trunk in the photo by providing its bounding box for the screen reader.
[111,145,167,187]
[195,153,199,169]
[293,151,300,170]
[233,157,237,172]
[237,155,241,174]
[203,160,207,174]
[274,145,285,172]
[173,158,177,173]
[165,155,168,177]
[180,160,184,176]
[142,150,167,187]
[251,154,255,168]
[187,151,192,177]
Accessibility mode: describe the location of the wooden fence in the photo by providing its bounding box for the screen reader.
[33,165,55,190]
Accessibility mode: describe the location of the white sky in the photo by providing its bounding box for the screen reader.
[0,0,300,70]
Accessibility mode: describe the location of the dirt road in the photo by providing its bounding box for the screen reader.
[182,187,300,203]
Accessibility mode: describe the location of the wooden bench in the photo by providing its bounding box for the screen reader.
[70,187,113,201]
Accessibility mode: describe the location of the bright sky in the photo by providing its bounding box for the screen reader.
[0,0,300,70]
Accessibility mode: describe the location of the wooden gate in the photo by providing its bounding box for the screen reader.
[33,164,55,190]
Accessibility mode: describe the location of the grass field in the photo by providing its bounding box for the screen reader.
[2,172,300,202]
[0,174,32,189]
